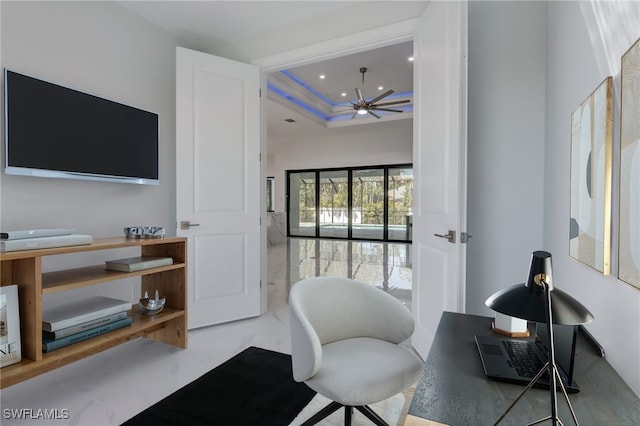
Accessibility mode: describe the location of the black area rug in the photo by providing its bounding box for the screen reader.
[122,346,316,426]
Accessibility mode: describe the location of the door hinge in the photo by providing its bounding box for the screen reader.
[460,232,472,243]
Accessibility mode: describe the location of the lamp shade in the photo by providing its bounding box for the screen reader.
[485,251,594,325]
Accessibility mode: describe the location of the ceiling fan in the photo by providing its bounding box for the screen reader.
[348,67,410,119]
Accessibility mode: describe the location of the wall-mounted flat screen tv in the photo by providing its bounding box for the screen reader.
[4,69,159,185]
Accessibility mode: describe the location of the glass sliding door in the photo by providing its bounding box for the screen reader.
[319,170,349,238]
[287,165,412,242]
[351,168,385,240]
[288,171,317,237]
[387,167,413,241]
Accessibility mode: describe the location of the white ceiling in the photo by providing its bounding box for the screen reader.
[267,40,414,125]
[116,1,425,141]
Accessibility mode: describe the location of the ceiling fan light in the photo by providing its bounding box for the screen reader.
[357,109,368,115]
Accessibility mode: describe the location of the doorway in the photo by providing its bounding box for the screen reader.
[257,1,468,360]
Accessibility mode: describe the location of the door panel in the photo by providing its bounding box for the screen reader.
[176,47,261,329]
[352,168,385,240]
[319,170,349,238]
[288,171,317,237]
[411,1,468,359]
[388,167,413,242]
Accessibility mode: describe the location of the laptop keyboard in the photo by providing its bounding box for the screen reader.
[503,340,546,378]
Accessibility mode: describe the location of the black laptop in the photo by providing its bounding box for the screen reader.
[475,323,580,393]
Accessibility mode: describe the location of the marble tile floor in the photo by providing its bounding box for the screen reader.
[0,238,414,426]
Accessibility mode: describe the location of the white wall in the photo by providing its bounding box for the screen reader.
[466,1,547,315]
[1,1,184,241]
[467,0,640,397]
[545,1,640,396]
[267,118,412,212]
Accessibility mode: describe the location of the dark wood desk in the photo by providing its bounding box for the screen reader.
[407,311,640,426]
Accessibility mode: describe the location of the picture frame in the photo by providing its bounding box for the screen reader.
[619,37,640,289]
[0,285,22,368]
[569,76,613,274]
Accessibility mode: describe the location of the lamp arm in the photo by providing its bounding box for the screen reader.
[542,280,559,426]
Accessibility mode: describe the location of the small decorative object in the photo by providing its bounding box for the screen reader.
[139,290,166,315]
[569,76,613,274]
[124,226,165,239]
[1,285,21,368]
[619,36,640,289]
[492,312,529,338]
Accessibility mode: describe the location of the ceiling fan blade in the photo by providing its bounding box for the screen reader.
[369,89,394,105]
[351,111,358,119]
[355,88,365,103]
[367,110,381,119]
[374,99,411,107]
[371,107,404,113]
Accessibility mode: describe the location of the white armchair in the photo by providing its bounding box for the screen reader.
[289,276,423,426]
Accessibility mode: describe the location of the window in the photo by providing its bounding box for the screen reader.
[266,177,275,212]
[287,164,413,242]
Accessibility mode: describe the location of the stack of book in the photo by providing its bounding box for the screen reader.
[105,256,173,272]
[41,296,132,352]
[1,228,92,252]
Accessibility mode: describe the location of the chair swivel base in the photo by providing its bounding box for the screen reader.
[300,401,389,426]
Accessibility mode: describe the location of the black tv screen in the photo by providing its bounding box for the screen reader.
[4,69,159,185]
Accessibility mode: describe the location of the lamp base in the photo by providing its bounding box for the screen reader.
[491,322,530,338]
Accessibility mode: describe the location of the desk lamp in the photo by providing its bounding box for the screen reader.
[485,251,594,426]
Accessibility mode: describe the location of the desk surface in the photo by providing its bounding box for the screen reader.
[408,311,640,426]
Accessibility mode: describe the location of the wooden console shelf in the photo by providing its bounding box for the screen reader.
[0,236,188,389]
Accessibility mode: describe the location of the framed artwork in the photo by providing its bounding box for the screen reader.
[619,37,640,289]
[569,76,613,274]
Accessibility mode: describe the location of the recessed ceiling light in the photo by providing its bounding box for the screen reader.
[378,86,384,91]
[408,56,414,62]
[341,92,347,97]
[319,74,325,79]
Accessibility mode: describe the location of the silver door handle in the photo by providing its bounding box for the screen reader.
[180,221,200,230]
[434,230,456,243]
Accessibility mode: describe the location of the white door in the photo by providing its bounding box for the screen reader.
[411,1,468,359]
[176,47,261,329]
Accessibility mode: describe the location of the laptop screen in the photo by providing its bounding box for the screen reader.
[535,323,578,382]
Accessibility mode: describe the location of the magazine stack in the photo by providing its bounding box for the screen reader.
[41,296,132,352]
[1,228,92,252]
[1,285,21,367]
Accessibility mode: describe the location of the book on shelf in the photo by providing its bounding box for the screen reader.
[42,316,132,352]
[105,256,173,272]
[1,285,21,368]
[1,228,74,240]
[42,296,132,332]
[0,234,92,252]
[42,311,129,340]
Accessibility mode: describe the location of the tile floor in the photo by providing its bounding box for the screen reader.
[0,238,414,426]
